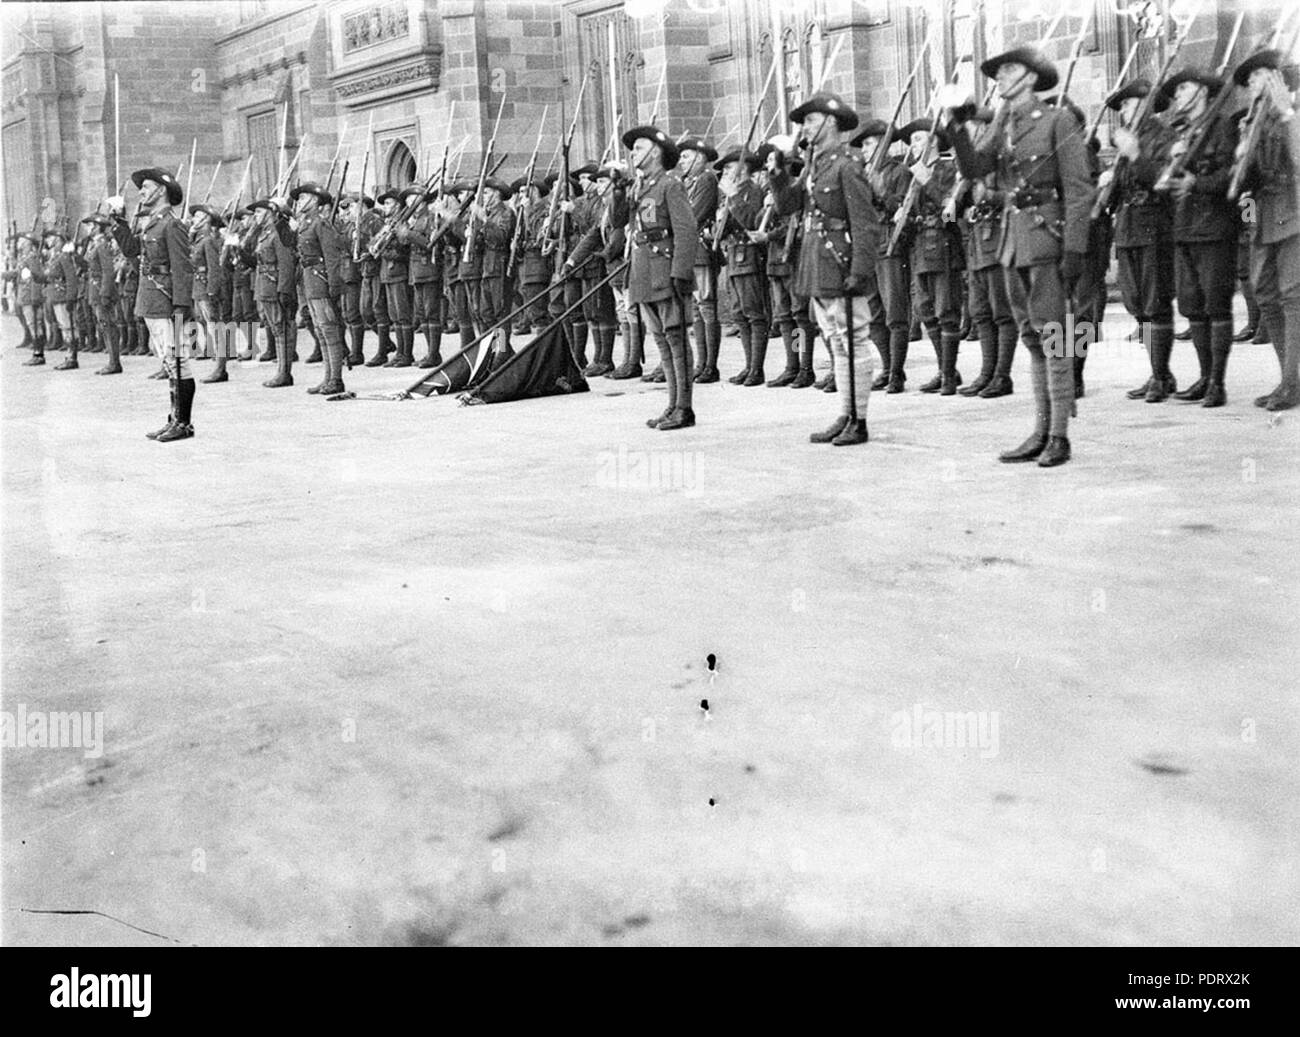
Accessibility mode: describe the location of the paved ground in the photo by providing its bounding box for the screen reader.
[3,306,1297,946]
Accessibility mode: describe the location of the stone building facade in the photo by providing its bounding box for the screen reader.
[1,0,1281,232]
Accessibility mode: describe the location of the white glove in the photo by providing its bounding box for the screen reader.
[62,241,75,253]
[106,195,125,213]
[21,269,31,281]
[909,161,933,186]
[224,232,240,246]
[288,217,299,232]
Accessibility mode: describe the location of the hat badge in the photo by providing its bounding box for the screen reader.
[828,99,839,109]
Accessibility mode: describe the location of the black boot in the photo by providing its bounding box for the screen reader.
[886,329,908,393]
[54,327,79,370]
[570,321,590,369]
[157,377,196,441]
[743,320,768,385]
[1145,323,1176,402]
[809,414,849,443]
[1202,320,1232,408]
[768,323,800,386]
[1175,326,1193,341]
[919,330,942,392]
[304,326,324,364]
[611,321,644,379]
[999,431,1048,463]
[348,324,366,367]
[365,325,392,367]
[417,323,442,368]
[939,332,961,395]
[701,320,722,381]
[1126,322,1155,400]
[831,416,869,446]
[691,316,706,379]
[790,327,816,388]
[1036,436,1071,467]
[1172,321,1211,401]
[96,320,122,375]
[587,325,615,377]
[147,382,178,439]
[871,331,891,390]
[730,323,752,384]
[263,320,294,387]
[959,323,996,396]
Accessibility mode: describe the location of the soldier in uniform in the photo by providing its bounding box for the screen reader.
[544,169,589,370]
[113,224,146,358]
[43,230,81,371]
[942,45,1092,466]
[714,149,769,385]
[469,177,517,370]
[435,181,474,362]
[754,141,815,388]
[773,92,877,445]
[113,167,196,441]
[282,182,350,396]
[563,168,619,377]
[565,162,632,377]
[357,194,392,366]
[1155,68,1239,407]
[862,124,914,393]
[249,196,299,386]
[374,187,414,368]
[85,215,124,375]
[7,233,47,365]
[1099,79,1178,403]
[676,138,722,383]
[188,204,231,382]
[333,192,369,367]
[512,177,553,337]
[622,125,698,429]
[397,185,443,369]
[1233,51,1300,410]
[893,119,966,394]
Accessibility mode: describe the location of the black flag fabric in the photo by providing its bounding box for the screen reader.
[459,321,589,405]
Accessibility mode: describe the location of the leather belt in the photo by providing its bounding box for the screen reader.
[635,228,670,243]
[1012,188,1059,207]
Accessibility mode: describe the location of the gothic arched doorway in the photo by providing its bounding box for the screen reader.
[384,139,416,191]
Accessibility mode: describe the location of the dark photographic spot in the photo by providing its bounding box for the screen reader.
[700,699,709,712]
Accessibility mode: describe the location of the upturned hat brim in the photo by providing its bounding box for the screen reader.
[788,91,859,131]
[1105,79,1152,111]
[131,167,183,205]
[1158,69,1224,101]
[677,138,719,163]
[622,125,680,169]
[980,47,1059,92]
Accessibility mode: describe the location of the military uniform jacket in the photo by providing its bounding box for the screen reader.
[872,158,911,259]
[335,217,363,285]
[93,238,119,302]
[907,156,964,274]
[84,238,103,296]
[378,229,410,285]
[520,205,553,284]
[568,187,629,283]
[42,251,79,305]
[476,204,516,280]
[571,193,604,279]
[760,176,796,277]
[1241,111,1300,246]
[1168,108,1239,244]
[358,210,384,280]
[774,143,878,298]
[964,176,1008,271]
[283,210,345,300]
[113,208,194,318]
[1111,118,1174,248]
[192,229,228,302]
[6,255,45,305]
[401,211,440,284]
[253,221,296,302]
[626,168,696,305]
[952,98,1093,265]
[718,179,765,275]
[684,168,719,269]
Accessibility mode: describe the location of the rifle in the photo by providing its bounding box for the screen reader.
[352,125,373,261]
[887,71,959,257]
[224,154,255,222]
[237,134,309,252]
[463,91,508,259]
[367,164,445,258]
[544,77,588,261]
[1084,31,1145,154]
[1091,2,1201,220]
[712,53,780,254]
[181,136,197,217]
[1057,4,1097,103]
[425,153,510,251]
[869,26,933,177]
[321,124,349,199]
[1153,5,1246,193]
[202,161,222,206]
[508,105,549,277]
[1227,12,1300,200]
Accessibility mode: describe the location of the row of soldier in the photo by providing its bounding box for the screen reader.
[4,29,1297,459]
